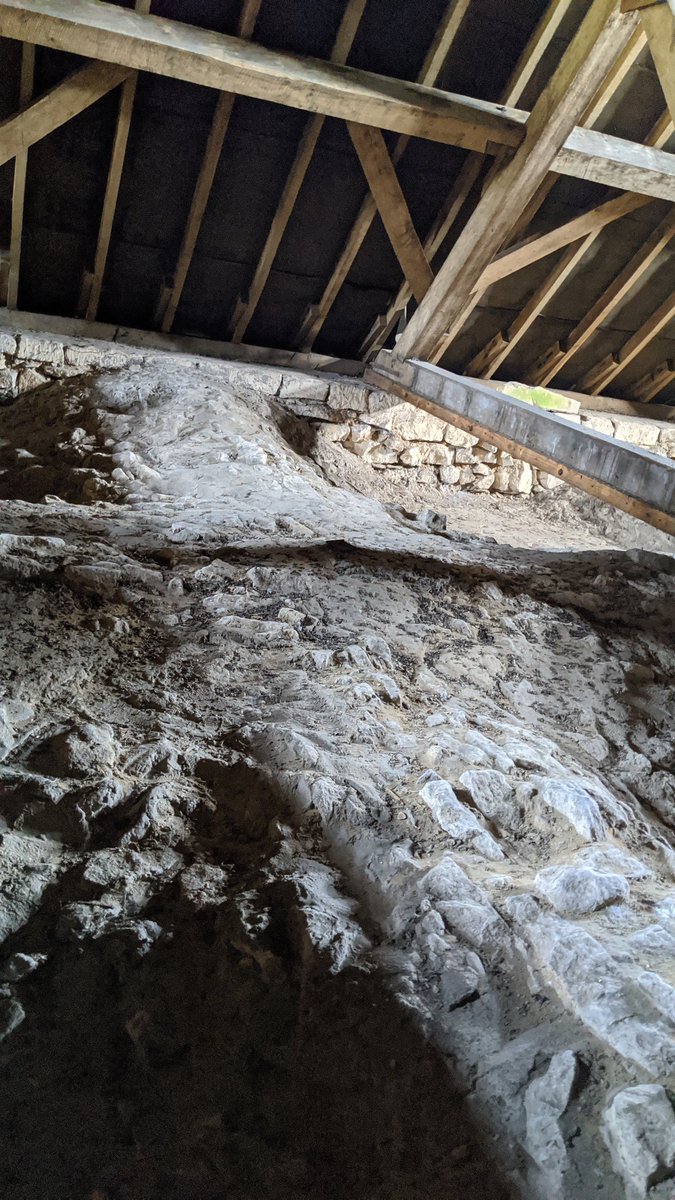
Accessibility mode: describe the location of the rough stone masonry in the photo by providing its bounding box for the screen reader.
[0,344,674,1200]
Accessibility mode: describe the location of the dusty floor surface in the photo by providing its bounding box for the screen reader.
[0,358,674,1200]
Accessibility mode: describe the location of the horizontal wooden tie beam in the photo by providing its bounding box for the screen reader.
[0,0,674,201]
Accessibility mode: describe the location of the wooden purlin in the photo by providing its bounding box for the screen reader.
[579,290,675,393]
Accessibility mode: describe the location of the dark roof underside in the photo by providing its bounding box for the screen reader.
[0,0,673,400]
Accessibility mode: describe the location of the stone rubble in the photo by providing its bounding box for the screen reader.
[0,348,673,1198]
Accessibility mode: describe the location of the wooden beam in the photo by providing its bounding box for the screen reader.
[530,206,675,385]
[638,2,675,124]
[0,61,130,168]
[294,0,471,351]
[359,3,642,360]
[483,192,654,292]
[367,353,675,536]
[159,0,263,334]
[228,0,367,344]
[83,0,151,323]
[394,2,641,364]
[526,107,673,384]
[6,42,35,309]
[2,0,671,196]
[0,0,525,152]
[346,123,433,304]
[579,290,675,392]
[632,358,675,400]
[465,233,597,379]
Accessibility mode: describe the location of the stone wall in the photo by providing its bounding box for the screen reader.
[329,401,675,497]
[1,323,674,500]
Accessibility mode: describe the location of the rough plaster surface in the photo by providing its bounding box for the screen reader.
[0,354,674,1200]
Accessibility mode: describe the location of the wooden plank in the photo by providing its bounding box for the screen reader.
[531,206,675,385]
[639,2,675,124]
[579,290,675,391]
[346,123,433,304]
[84,0,151,323]
[465,234,596,379]
[0,0,525,152]
[367,354,675,535]
[553,126,675,198]
[295,0,471,351]
[0,61,130,168]
[6,42,34,309]
[160,0,263,334]
[228,0,367,344]
[632,359,675,401]
[394,2,642,364]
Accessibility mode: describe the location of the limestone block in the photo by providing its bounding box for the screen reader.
[459,769,518,832]
[493,460,533,494]
[458,466,474,484]
[16,366,48,394]
[537,470,564,490]
[473,463,493,476]
[469,471,495,492]
[523,1050,577,1176]
[612,417,660,448]
[580,413,614,436]
[534,865,629,916]
[455,447,475,463]
[64,344,128,369]
[534,778,605,841]
[439,465,460,485]
[0,367,17,399]
[279,372,329,402]
[0,332,17,355]
[603,1085,675,1200]
[657,426,675,457]
[474,446,497,463]
[327,380,371,413]
[376,401,447,441]
[16,333,64,366]
[367,443,400,464]
[505,898,675,1076]
[444,423,478,448]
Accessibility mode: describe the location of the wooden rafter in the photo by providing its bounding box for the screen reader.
[6,42,34,309]
[529,205,675,386]
[0,61,130,169]
[579,289,675,392]
[465,233,597,379]
[346,123,433,304]
[527,107,674,385]
[158,0,262,333]
[360,1,641,359]
[294,0,471,351]
[82,0,151,324]
[394,2,642,363]
[228,0,367,344]
[637,2,675,124]
[632,358,675,401]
